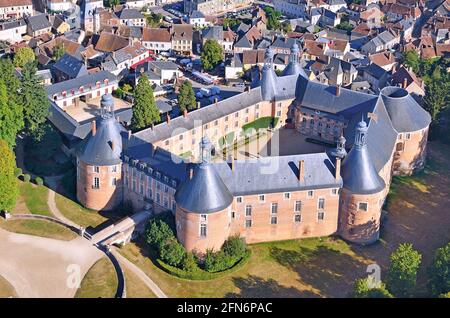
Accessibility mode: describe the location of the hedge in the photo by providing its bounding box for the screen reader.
[155,250,251,281]
[242,116,279,135]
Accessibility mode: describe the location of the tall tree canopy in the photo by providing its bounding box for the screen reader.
[263,7,282,30]
[402,50,420,74]
[20,62,50,140]
[178,80,196,112]
[53,43,66,61]
[428,242,450,297]
[352,277,393,298]
[13,47,35,68]
[0,138,18,212]
[131,74,160,130]
[423,79,449,121]
[0,80,23,148]
[387,243,422,297]
[201,39,223,71]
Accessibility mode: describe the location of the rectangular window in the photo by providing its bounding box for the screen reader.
[93,166,100,173]
[331,188,338,195]
[236,196,243,203]
[294,200,302,212]
[245,205,252,216]
[200,223,207,237]
[111,165,117,172]
[318,211,325,220]
[258,194,265,202]
[111,178,117,186]
[231,211,235,218]
[245,219,252,228]
[307,190,314,198]
[93,177,100,189]
[358,202,368,211]
[147,187,152,199]
[270,216,277,224]
[156,193,161,204]
[294,214,301,223]
[271,203,278,214]
[318,198,325,210]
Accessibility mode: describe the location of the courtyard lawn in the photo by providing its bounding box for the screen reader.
[124,268,156,298]
[75,257,118,298]
[54,192,108,229]
[119,141,450,298]
[0,275,17,298]
[0,219,77,241]
[13,181,51,216]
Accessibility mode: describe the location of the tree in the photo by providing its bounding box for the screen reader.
[131,74,160,130]
[178,80,196,112]
[387,243,422,297]
[222,235,247,261]
[352,278,393,298]
[263,7,282,30]
[423,79,449,121]
[223,18,240,30]
[0,139,18,212]
[402,50,420,74]
[0,58,21,105]
[0,80,23,148]
[13,47,35,68]
[105,0,119,8]
[182,252,199,272]
[146,13,163,28]
[20,62,50,141]
[281,21,292,33]
[146,218,175,250]
[428,242,450,297]
[201,39,223,71]
[336,21,353,32]
[122,84,133,93]
[53,43,66,61]
[160,238,186,267]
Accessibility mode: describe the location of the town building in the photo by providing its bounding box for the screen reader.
[0,0,33,20]
[184,0,253,16]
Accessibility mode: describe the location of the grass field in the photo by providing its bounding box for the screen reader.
[124,268,156,298]
[75,257,118,298]
[118,141,450,298]
[0,275,17,298]
[13,181,51,216]
[54,192,108,229]
[0,219,77,241]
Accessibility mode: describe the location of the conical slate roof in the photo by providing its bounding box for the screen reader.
[282,42,307,77]
[341,119,385,195]
[77,95,124,166]
[380,86,431,133]
[174,137,233,214]
[261,47,278,101]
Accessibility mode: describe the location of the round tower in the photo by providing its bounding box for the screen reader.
[282,42,307,77]
[339,118,386,245]
[380,86,431,176]
[175,137,233,253]
[76,94,124,211]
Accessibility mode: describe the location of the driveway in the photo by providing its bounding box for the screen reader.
[0,228,102,298]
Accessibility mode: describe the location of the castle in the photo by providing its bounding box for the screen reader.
[75,45,431,252]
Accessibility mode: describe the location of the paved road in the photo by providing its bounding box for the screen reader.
[112,248,168,298]
[0,228,102,298]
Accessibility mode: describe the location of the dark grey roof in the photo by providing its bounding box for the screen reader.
[380,86,431,133]
[118,8,145,20]
[364,63,387,80]
[190,10,205,19]
[214,152,342,196]
[175,162,233,214]
[282,42,307,77]
[271,37,302,51]
[26,14,51,32]
[77,98,126,166]
[202,26,223,41]
[234,35,252,48]
[148,60,179,70]
[46,70,117,96]
[52,53,88,79]
[341,119,386,194]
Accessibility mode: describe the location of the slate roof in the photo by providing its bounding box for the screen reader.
[117,8,145,20]
[52,53,88,79]
[26,14,51,32]
[46,70,117,96]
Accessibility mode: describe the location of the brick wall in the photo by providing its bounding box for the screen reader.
[392,127,428,176]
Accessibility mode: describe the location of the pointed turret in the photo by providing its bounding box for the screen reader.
[341,117,385,195]
[175,137,233,214]
[260,47,278,101]
[282,42,306,77]
[327,135,347,160]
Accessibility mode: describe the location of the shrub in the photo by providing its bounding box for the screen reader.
[204,250,236,273]
[23,174,31,182]
[222,235,247,261]
[182,252,199,272]
[35,177,43,186]
[428,242,450,297]
[352,278,393,298]
[14,167,22,177]
[160,238,186,267]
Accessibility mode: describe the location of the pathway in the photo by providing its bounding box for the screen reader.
[0,228,102,298]
[111,248,168,298]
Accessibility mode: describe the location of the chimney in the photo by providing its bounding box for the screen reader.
[298,160,305,182]
[214,97,218,106]
[117,116,120,123]
[403,77,408,89]
[230,155,235,172]
[91,120,96,136]
[335,157,341,180]
[183,108,188,117]
[189,167,194,180]
[166,113,171,124]
[335,85,341,96]
[197,101,201,109]
[111,141,115,151]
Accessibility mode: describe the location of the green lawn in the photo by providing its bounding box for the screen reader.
[54,192,108,229]
[0,219,77,241]
[242,116,279,134]
[75,257,118,298]
[118,141,450,298]
[13,181,51,216]
[0,275,17,298]
[124,268,156,298]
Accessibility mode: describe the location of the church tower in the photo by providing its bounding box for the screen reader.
[339,117,386,244]
[76,94,124,211]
